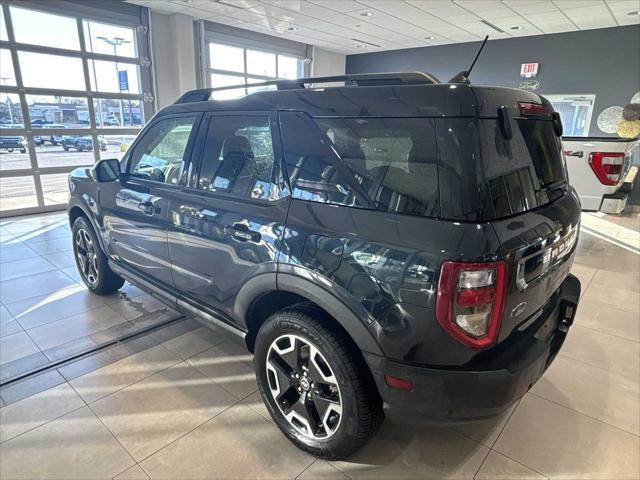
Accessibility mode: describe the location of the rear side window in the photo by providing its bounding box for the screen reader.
[128,115,197,184]
[281,112,439,217]
[197,115,275,200]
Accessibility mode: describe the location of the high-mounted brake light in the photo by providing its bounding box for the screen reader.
[518,102,551,116]
[589,152,625,186]
[435,261,507,349]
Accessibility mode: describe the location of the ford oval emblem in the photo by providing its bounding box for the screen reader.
[511,302,528,318]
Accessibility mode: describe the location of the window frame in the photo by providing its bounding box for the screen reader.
[206,41,305,96]
[0,0,154,217]
[187,111,286,204]
[123,113,202,187]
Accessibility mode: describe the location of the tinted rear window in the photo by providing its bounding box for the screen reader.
[439,118,567,221]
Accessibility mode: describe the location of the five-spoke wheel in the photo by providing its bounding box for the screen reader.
[75,227,99,286]
[266,334,342,439]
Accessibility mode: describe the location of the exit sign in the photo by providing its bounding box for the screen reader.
[520,63,539,78]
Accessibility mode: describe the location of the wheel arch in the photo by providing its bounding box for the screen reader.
[240,273,383,358]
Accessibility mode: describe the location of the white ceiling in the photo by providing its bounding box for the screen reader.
[128,0,640,54]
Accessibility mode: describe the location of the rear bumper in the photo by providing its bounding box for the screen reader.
[365,274,581,421]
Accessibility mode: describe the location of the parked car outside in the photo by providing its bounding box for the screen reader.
[0,135,27,153]
[62,135,107,152]
[68,73,582,459]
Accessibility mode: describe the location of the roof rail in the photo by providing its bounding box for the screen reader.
[174,71,440,104]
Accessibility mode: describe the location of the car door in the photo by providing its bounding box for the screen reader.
[99,113,202,286]
[167,112,289,324]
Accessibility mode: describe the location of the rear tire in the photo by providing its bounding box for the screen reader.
[72,216,124,294]
[254,306,383,460]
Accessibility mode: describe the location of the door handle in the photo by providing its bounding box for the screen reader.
[225,223,261,242]
[564,150,583,158]
[138,201,155,215]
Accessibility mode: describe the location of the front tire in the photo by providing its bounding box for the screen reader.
[254,306,383,460]
[72,216,124,294]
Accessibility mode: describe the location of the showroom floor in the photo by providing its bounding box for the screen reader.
[0,211,638,479]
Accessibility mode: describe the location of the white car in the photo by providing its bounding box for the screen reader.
[563,136,639,214]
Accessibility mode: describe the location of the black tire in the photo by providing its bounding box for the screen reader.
[63,145,69,152]
[76,143,83,152]
[254,305,384,460]
[19,148,26,153]
[72,216,124,294]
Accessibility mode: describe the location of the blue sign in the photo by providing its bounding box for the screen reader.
[118,70,129,92]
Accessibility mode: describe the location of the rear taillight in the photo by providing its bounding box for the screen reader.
[518,102,551,116]
[435,261,507,349]
[589,152,625,186]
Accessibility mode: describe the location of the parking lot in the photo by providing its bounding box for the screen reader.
[0,141,131,211]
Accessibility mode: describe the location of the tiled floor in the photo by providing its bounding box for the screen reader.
[0,213,180,385]
[0,210,638,479]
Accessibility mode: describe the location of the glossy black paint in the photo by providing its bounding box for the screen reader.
[68,80,581,419]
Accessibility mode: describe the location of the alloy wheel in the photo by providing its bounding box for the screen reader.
[75,228,99,285]
[266,334,342,440]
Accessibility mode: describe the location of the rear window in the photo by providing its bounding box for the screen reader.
[439,118,567,221]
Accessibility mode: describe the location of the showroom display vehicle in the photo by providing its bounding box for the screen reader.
[67,72,582,459]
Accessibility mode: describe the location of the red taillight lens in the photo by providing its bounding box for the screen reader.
[518,102,551,116]
[435,261,507,349]
[589,152,625,186]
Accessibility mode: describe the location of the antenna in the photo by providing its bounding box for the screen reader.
[466,35,489,79]
[447,35,489,84]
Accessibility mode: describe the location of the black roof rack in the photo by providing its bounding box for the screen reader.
[174,71,440,104]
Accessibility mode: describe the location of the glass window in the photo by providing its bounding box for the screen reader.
[10,6,79,51]
[36,136,95,168]
[210,43,244,73]
[100,134,136,161]
[0,49,16,86]
[19,52,85,90]
[278,55,302,79]
[210,74,245,100]
[41,173,70,205]
[0,8,7,42]
[83,20,137,58]
[246,49,276,77]
[0,92,23,128]
[0,176,38,210]
[128,116,197,184]
[198,115,275,200]
[280,112,367,207]
[93,98,142,128]
[0,134,29,170]
[89,60,140,93]
[26,95,88,129]
[547,94,595,137]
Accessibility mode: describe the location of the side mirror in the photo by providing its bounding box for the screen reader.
[95,158,121,182]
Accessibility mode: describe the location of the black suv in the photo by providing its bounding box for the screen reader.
[68,72,581,459]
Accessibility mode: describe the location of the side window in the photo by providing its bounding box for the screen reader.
[197,115,275,200]
[128,115,197,184]
[280,112,367,207]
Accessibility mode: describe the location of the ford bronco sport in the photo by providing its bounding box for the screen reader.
[68,72,581,459]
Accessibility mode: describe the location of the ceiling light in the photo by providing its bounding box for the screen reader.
[287,26,297,31]
[360,11,374,17]
[510,25,524,30]
[628,10,640,15]
[355,44,367,48]
[425,36,435,40]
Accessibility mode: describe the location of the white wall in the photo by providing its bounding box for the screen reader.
[311,47,346,77]
[150,12,197,108]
